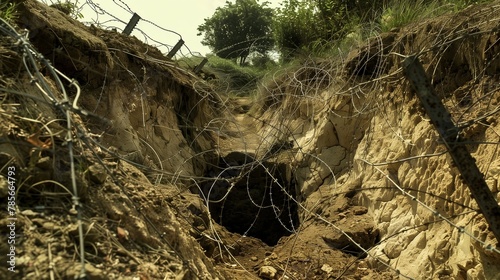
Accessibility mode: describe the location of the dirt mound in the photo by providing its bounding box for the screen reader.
[1,0,500,280]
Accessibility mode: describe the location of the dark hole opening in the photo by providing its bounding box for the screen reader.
[201,152,299,246]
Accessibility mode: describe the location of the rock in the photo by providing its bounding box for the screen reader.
[117,226,129,241]
[352,206,368,215]
[21,209,40,217]
[67,223,99,243]
[321,264,333,274]
[42,222,59,231]
[88,164,107,184]
[321,215,379,252]
[383,239,403,259]
[36,156,52,170]
[250,256,258,262]
[467,264,485,280]
[68,263,107,280]
[258,265,277,279]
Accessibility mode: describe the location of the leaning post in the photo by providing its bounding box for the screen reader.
[194,58,208,74]
[403,55,500,246]
[122,13,141,35]
[167,39,185,59]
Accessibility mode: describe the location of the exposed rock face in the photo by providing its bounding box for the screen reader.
[255,3,500,279]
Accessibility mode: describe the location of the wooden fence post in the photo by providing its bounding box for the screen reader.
[194,58,208,74]
[167,39,184,59]
[403,55,500,246]
[122,13,141,35]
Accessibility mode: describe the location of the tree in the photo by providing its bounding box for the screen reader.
[197,0,274,65]
[273,0,380,61]
[273,0,320,60]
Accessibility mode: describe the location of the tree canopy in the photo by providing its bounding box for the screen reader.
[273,0,380,61]
[197,0,274,65]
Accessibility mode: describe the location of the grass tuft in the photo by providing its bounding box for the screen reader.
[0,1,18,23]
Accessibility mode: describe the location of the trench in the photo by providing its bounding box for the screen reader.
[201,152,299,246]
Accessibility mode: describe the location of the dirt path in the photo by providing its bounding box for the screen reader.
[216,97,263,157]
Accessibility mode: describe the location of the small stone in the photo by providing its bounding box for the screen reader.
[88,164,107,184]
[67,223,99,242]
[43,222,58,231]
[36,156,52,170]
[250,256,258,262]
[269,252,278,260]
[321,264,333,274]
[117,226,129,241]
[352,206,368,215]
[21,209,40,217]
[259,265,277,279]
[73,263,106,280]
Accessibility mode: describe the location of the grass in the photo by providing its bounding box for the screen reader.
[380,0,452,32]
[0,1,18,23]
[181,0,494,100]
[177,54,277,96]
[45,0,84,19]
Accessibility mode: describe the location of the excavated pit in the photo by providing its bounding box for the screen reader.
[201,152,299,246]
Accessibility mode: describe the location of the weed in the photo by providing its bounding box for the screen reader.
[0,1,18,23]
[49,0,83,19]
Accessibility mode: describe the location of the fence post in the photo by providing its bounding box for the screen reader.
[403,55,500,245]
[167,39,184,59]
[194,58,208,74]
[122,13,141,35]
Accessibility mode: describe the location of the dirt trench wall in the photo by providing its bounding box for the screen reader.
[16,0,216,178]
[257,3,500,279]
[348,6,500,279]
[1,1,224,279]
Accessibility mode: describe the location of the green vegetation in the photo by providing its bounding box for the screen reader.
[207,54,276,93]
[273,0,380,61]
[379,0,478,32]
[177,54,276,94]
[0,1,18,23]
[50,0,84,19]
[190,0,494,96]
[197,0,274,65]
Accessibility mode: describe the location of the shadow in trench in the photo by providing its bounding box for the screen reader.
[200,152,299,246]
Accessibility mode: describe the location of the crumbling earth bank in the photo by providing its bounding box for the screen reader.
[254,2,500,280]
[1,0,221,279]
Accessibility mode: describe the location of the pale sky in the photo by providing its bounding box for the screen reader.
[78,0,283,57]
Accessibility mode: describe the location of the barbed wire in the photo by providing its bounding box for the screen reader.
[39,0,207,68]
[231,3,500,279]
[4,1,500,279]
[0,16,87,278]
[0,15,213,279]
